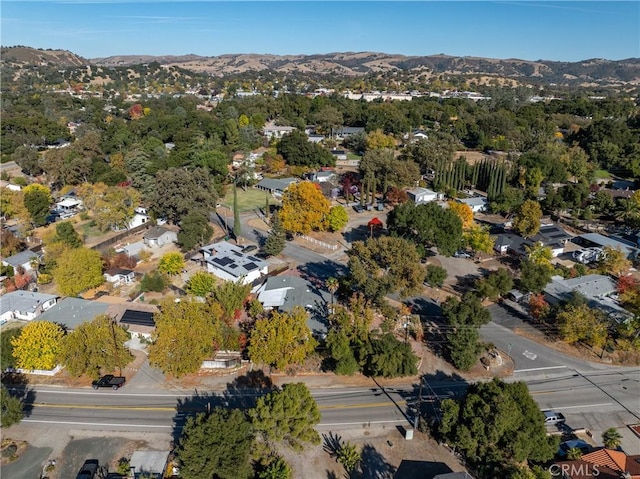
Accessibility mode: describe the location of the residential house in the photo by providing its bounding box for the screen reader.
[110,304,158,340]
[544,274,633,323]
[256,275,329,337]
[33,297,110,331]
[456,196,488,213]
[200,241,268,285]
[255,177,298,197]
[305,170,337,184]
[553,448,640,479]
[307,134,325,144]
[262,123,296,140]
[330,150,348,161]
[403,129,429,143]
[334,126,365,139]
[493,233,528,256]
[104,267,135,285]
[574,233,639,260]
[129,450,171,479]
[406,187,440,205]
[0,291,58,323]
[2,250,41,273]
[115,241,148,260]
[143,226,178,248]
[0,180,22,192]
[494,223,571,257]
[55,191,83,212]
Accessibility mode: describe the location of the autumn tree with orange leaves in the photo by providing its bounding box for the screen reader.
[279,181,330,235]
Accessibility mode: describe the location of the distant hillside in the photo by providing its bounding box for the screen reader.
[2,46,639,87]
[1,46,87,67]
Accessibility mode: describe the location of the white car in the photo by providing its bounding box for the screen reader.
[453,251,471,258]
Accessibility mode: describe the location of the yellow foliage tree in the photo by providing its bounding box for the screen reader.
[158,252,185,275]
[248,306,318,370]
[448,201,474,230]
[279,181,330,235]
[558,304,607,348]
[365,129,396,150]
[464,224,494,254]
[598,246,631,277]
[11,321,64,370]
[54,247,104,296]
[76,183,140,231]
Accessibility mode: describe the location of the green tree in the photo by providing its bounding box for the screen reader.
[513,200,542,238]
[277,130,334,167]
[525,243,553,267]
[158,252,185,276]
[1,386,24,428]
[326,329,360,376]
[336,441,362,475]
[178,211,213,252]
[233,181,241,238]
[476,268,514,300]
[258,455,292,479]
[54,221,82,248]
[1,327,23,370]
[602,428,623,449]
[326,206,349,232]
[566,447,584,460]
[140,270,167,292]
[59,315,132,378]
[314,106,343,137]
[176,408,254,479]
[263,214,286,256]
[439,379,557,473]
[425,264,447,287]
[22,183,52,227]
[249,307,317,370]
[519,260,553,293]
[148,299,223,377]
[325,277,339,306]
[597,246,631,277]
[363,333,418,378]
[249,382,321,450]
[11,321,64,370]
[53,247,104,296]
[211,280,252,323]
[185,271,217,297]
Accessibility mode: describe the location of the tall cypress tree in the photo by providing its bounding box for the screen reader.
[233,181,241,239]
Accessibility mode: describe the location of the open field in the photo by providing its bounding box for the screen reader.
[220,186,278,212]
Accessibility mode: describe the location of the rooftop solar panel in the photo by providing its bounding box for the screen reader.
[245,262,257,271]
[120,310,155,327]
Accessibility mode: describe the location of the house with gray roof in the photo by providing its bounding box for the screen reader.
[2,250,41,272]
[255,177,298,197]
[33,297,110,330]
[200,241,268,285]
[544,274,632,323]
[143,226,178,248]
[407,187,440,205]
[129,450,170,479]
[574,233,639,260]
[456,196,488,213]
[256,275,329,337]
[0,291,58,323]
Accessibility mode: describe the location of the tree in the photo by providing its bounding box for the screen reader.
[1,327,22,370]
[11,321,64,370]
[77,183,140,231]
[249,382,321,450]
[464,224,495,255]
[558,304,608,348]
[525,242,553,267]
[279,181,330,235]
[529,293,550,320]
[425,264,447,287]
[148,299,223,377]
[233,181,241,238]
[326,206,349,232]
[513,200,542,238]
[158,252,185,276]
[54,221,82,248]
[277,130,334,167]
[363,333,418,378]
[263,213,286,256]
[314,106,343,137]
[248,307,317,370]
[13,145,42,176]
[365,129,396,150]
[176,408,254,479]
[140,270,167,292]
[1,386,24,428]
[336,441,362,475]
[325,277,339,306]
[258,455,292,479]
[519,260,553,293]
[177,211,212,252]
[347,236,426,302]
[53,247,104,296]
[448,201,474,229]
[602,428,623,449]
[59,315,132,378]
[597,246,631,277]
[566,448,584,460]
[211,281,252,323]
[185,271,217,297]
[22,183,52,226]
[438,379,557,473]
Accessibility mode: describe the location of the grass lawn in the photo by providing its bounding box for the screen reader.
[347,153,362,161]
[594,169,612,179]
[220,187,279,212]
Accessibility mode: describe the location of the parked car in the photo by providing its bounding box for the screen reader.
[92,375,126,390]
[543,410,566,425]
[76,459,100,479]
[243,245,258,253]
[557,439,592,458]
[453,251,471,258]
[353,204,365,213]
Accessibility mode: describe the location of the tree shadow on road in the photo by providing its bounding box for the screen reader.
[360,443,396,479]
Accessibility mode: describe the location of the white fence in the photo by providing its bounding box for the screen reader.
[16,365,62,376]
[300,235,339,251]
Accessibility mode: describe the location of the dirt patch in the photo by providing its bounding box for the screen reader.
[0,439,28,466]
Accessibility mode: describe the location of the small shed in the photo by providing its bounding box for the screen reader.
[406,187,439,205]
[129,450,170,479]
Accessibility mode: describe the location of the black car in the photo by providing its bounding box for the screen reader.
[92,375,126,390]
[353,204,365,213]
[242,245,258,253]
[76,459,99,479]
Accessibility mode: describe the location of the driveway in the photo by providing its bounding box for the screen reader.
[1,444,52,479]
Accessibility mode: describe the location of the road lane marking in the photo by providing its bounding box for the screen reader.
[551,403,612,410]
[22,420,171,428]
[523,351,538,360]
[514,366,567,373]
[320,401,406,410]
[319,420,405,427]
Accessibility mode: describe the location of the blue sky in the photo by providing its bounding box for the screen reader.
[2,1,639,61]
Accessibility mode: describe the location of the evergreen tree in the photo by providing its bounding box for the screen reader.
[233,181,241,239]
[263,214,286,256]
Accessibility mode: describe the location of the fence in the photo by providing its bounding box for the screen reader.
[16,365,62,376]
[300,235,339,251]
[90,223,149,253]
[202,351,243,369]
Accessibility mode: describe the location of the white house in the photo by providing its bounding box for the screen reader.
[0,291,58,323]
[330,150,348,161]
[115,207,150,231]
[104,267,135,285]
[255,177,298,197]
[262,123,296,140]
[200,241,268,285]
[406,187,440,205]
[456,196,488,213]
[2,250,40,273]
[143,226,178,248]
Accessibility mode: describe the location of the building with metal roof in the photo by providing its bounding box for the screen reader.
[200,241,268,285]
[0,291,58,322]
[574,233,639,259]
[33,297,110,330]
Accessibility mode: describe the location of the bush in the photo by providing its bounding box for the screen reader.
[425,264,447,287]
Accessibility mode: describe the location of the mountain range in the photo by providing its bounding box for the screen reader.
[2,46,639,87]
